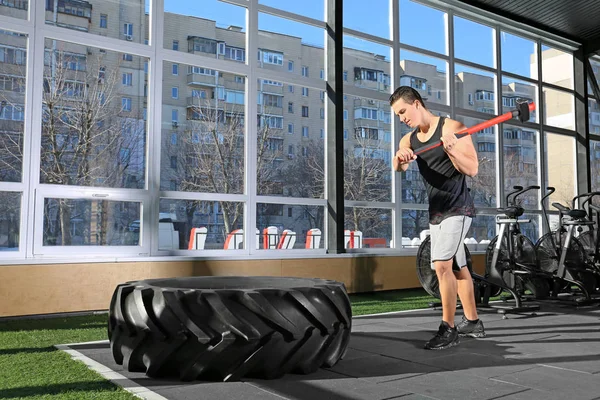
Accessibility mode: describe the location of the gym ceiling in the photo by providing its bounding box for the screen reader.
[455,0,600,56]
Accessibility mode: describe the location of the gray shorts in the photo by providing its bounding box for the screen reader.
[429,215,472,270]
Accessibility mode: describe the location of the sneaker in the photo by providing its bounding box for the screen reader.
[456,315,486,338]
[424,321,459,350]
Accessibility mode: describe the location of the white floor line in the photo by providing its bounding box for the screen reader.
[353,307,439,318]
[54,342,168,400]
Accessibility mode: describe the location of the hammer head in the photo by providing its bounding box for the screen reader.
[516,99,530,122]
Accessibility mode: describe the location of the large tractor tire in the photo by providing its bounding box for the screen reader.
[108,276,352,382]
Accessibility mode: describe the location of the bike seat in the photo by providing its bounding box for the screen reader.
[497,206,523,218]
[566,209,587,219]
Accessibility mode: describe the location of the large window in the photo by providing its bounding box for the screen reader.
[0,0,586,259]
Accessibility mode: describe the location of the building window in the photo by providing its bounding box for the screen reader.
[122,97,132,112]
[262,50,283,65]
[302,66,309,77]
[122,73,132,86]
[302,106,309,117]
[123,23,133,40]
[172,40,179,51]
[302,126,309,137]
[288,102,293,113]
[172,87,178,99]
[288,60,294,71]
[172,64,178,75]
[302,87,309,96]
[100,14,107,29]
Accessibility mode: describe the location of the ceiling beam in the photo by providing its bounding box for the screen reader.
[584,37,600,56]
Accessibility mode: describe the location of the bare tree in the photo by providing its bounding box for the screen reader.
[164,98,283,243]
[344,135,391,236]
[284,133,391,239]
[0,43,26,182]
[400,165,430,240]
[40,46,145,245]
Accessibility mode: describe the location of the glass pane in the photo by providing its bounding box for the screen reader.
[400,0,447,55]
[455,114,497,208]
[160,64,244,194]
[258,0,323,21]
[590,97,600,135]
[41,40,147,189]
[257,204,324,249]
[401,208,428,247]
[259,79,324,198]
[46,0,148,44]
[344,96,391,202]
[545,132,576,207]
[165,0,246,56]
[543,87,574,130]
[455,64,496,114]
[344,207,391,248]
[503,124,539,208]
[590,140,600,192]
[0,30,27,182]
[400,50,448,106]
[467,214,496,245]
[501,76,537,123]
[259,13,323,73]
[345,35,391,95]
[43,198,140,246]
[454,16,495,68]
[0,0,27,18]
[159,198,244,250]
[590,57,600,92]
[344,0,389,39]
[539,45,573,90]
[500,31,537,79]
[521,213,541,244]
[0,191,20,251]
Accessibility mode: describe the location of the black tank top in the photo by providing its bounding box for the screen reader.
[409,117,475,224]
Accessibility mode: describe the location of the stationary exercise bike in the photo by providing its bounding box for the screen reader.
[535,188,600,302]
[416,185,542,316]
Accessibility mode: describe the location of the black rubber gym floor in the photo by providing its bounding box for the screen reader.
[58,303,600,400]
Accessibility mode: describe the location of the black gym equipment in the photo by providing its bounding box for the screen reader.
[415,185,543,317]
[108,276,352,381]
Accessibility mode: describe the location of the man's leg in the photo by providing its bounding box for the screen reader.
[435,259,458,326]
[455,267,478,321]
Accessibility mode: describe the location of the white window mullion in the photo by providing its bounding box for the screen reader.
[147,0,164,256]
[26,0,46,258]
[246,0,258,253]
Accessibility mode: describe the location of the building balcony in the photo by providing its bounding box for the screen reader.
[353,79,389,93]
[187,73,223,87]
[258,82,284,95]
[258,104,283,116]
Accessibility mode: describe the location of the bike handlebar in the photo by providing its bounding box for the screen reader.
[575,191,600,209]
[508,185,540,206]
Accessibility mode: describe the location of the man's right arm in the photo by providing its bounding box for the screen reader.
[392,134,416,172]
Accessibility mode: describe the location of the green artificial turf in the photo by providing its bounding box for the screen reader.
[349,288,436,316]
[0,314,137,399]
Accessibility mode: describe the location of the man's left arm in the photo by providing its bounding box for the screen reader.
[441,120,479,177]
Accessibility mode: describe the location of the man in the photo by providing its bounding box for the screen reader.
[390,86,485,350]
